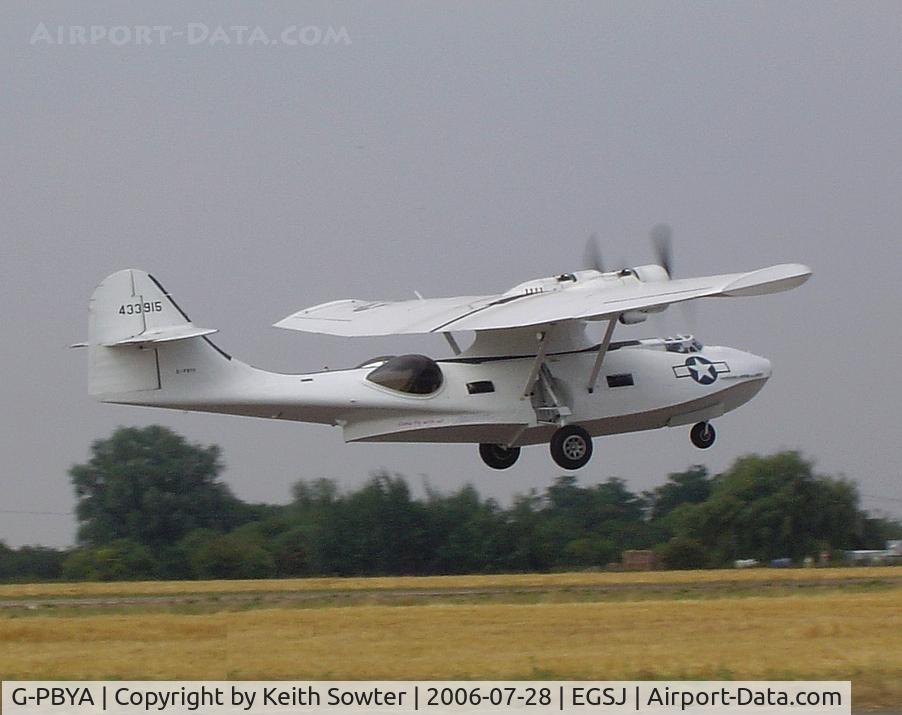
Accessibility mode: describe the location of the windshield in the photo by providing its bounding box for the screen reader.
[664,336,704,354]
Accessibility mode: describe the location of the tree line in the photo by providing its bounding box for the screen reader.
[1,426,898,581]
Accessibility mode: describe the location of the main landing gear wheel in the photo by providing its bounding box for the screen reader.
[479,443,521,470]
[550,425,593,470]
[690,421,716,449]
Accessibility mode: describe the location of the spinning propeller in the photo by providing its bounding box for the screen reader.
[583,223,674,276]
[584,223,695,331]
[650,223,673,277]
[583,231,607,274]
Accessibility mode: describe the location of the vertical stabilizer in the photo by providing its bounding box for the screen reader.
[86,269,225,398]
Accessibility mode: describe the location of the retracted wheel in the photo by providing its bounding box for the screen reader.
[690,421,716,449]
[550,425,593,470]
[479,443,521,470]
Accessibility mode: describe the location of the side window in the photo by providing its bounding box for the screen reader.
[606,373,635,388]
[466,380,495,395]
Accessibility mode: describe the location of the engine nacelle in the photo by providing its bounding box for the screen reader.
[616,264,670,323]
[619,311,647,325]
[632,264,670,283]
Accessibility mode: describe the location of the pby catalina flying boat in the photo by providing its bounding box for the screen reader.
[77,229,810,470]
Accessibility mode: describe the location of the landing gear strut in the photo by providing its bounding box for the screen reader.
[479,443,521,470]
[550,425,594,470]
[690,421,716,449]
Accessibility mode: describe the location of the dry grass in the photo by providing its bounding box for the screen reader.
[0,566,899,599]
[1,583,900,708]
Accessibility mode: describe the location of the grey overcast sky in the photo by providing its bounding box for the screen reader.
[2,2,901,548]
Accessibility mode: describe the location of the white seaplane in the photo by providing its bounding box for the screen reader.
[78,230,810,470]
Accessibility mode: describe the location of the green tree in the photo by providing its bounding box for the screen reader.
[61,539,158,580]
[561,536,618,568]
[70,426,252,549]
[186,532,276,579]
[671,452,863,564]
[859,515,902,547]
[0,543,65,581]
[270,526,313,576]
[654,535,709,570]
[501,490,547,571]
[542,476,651,563]
[57,426,900,581]
[644,466,711,521]
[333,472,430,575]
[423,484,506,574]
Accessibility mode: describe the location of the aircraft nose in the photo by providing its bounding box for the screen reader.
[755,355,773,379]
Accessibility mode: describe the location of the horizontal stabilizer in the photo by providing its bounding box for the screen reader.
[104,325,218,347]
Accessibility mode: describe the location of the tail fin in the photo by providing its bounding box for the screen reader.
[86,269,229,398]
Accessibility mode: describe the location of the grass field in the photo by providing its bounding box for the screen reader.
[1,568,900,709]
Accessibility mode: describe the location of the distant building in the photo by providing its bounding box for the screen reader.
[622,550,656,571]
[734,559,759,569]
[844,541,902,564]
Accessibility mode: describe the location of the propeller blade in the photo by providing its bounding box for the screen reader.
[651,223,696,332]
[583,233,606,273]
[650,223,673,277]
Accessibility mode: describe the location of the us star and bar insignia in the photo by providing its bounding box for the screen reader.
[672,355,730,385]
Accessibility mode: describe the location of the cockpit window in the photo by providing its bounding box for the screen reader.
[366,354,444,395]
[356,355,396,369]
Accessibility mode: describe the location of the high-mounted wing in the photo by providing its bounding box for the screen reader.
[274,263,811,337]
[274,294,491,337]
